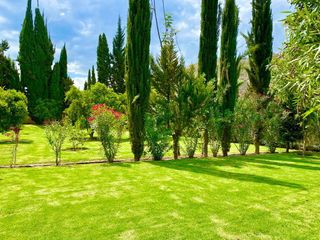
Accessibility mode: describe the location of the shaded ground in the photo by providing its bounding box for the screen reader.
[1,153,320,239]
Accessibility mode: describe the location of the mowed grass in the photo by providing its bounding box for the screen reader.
[1,153,320,239]
[0,125,282,166]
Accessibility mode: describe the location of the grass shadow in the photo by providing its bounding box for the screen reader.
[148,157,306,190]
[0,140,34,145]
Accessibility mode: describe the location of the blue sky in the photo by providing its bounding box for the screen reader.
[0,0,291,88]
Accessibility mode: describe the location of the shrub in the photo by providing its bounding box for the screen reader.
[90,104,125,163]
[145,115,170,161]
[263,101,283,153]
[68,122,87,151]
[208,112,223,157]
[45,122,68,166]
[183,126,200,158]
[33,99,61,124]
[233,96,258,155]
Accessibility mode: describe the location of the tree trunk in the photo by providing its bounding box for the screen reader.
[173,131,181,160]
[286,142,290,153]
[202,129,209,158]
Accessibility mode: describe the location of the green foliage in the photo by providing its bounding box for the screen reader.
[45,121,68,166]
[97,33,111,86]
[111,17,126,94]
[0,88,28,133]
[68,122,87,151]
[33,99,61,124]
[145,114,170,161]
[59,45,72,97]
[91,66,97,85]
[233,95,258,155]
[0,42,21,91]
[91,109,124,163]
[49,63,63,118]
[198,0,220,87]
[126,0,151,161]
[219,0,240,156]
[244,0,273,95]
[183,126,200,159]
[263,101,283,153]
[87,69,92,89]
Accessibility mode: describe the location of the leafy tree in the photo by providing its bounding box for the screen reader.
[219,0,240,157]
[0,41,21,91]
[111,17,126,94]
[45,122,68,166]
[0,88,28,167]
[97,33,111,86]
[244,0,273,154]
[33,99,61,123]
[126,0,152,161]
[198,0,220,157]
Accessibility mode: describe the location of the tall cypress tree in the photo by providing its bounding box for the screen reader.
[97,33,111,86]
[87,69,92,89]
[59,45,72,94]
[19,0,35,108]
[84,81,88,90]
[49,62,61,103]
[126,0,151,161]
[219,0,240,157]
[198,0,220,157]
[244,0,273,154]
[111,17,126,94]
[91,66,97,85]
[34,8,54,100]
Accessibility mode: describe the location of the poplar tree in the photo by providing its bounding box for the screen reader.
[97,33,111,86]
[126,0,151,161]
[244,0,273,154]
[198,0,220,157]
[91,66,97,85]
[111,17,126,94]
[19,0,35,108]
[219,0,240,157]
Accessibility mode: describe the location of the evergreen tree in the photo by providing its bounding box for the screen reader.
[87,69,92,89]
[244,0,273,154]
[97,33,111,86]
[84,81,88,90]
[91,66,97,85]
[49,62,62,103]
[126,0,151,161]
[19,0,35,108]
[219,0,240,157]
[34,8,54,100]
[111,17,126,94]
[0,41,21,91]
[59,45,72,93]
[198,0,220,157]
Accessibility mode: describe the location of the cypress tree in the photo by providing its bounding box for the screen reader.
[34,8,54,100]
[87,69,92,89]
[126,0,151,161]
[19,0,35,108]
[244,0,273,154]
[97,33,111,86]
[49,63,62,103]
[198,0,220,157]
[59,45,72,93]
[219,0,240,157]
[91,66,97,85]
[84,81,88,90]
[111,17,126,94]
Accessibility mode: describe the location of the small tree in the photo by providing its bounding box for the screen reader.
[45,122,68,166]
[263,101,282,153]
[0,88,28,167]
[90,104,125,163]
[68,122,87,151]
[233,95,258,155]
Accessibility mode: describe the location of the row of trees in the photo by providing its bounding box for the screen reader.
[18,0,73,122]
[84,18,126,94]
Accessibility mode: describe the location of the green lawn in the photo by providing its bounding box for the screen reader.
[0,125,282,166]
[1,153,320,239]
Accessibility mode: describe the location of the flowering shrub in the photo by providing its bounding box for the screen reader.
[89,104,125,163]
